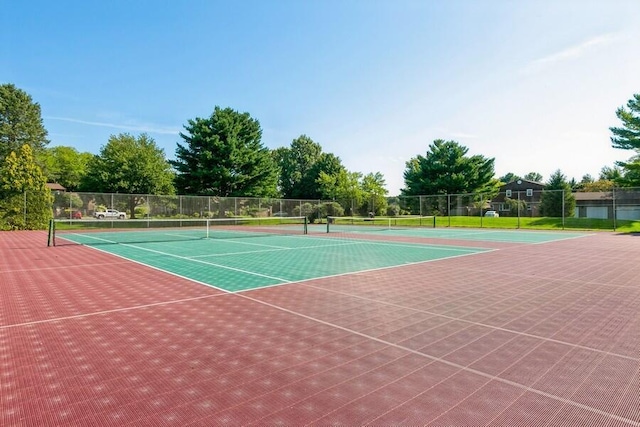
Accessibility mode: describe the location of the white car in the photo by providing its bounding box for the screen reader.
[484,210,499,217]
[94,209,126,219]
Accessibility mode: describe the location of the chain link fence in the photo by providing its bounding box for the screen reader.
[5,187,640,231]
[385,188,640,230]
[49,192,327,221]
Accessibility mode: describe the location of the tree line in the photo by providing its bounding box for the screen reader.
[1,82,639,229]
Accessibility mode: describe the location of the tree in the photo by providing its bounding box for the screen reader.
[317,168,357,200]
[610,93,640,151]
[307,152,344,200]
[38,146,93,191]
[274,135,350,200]
[275,135,323,199]
[614,154,640,188]
[0,144,52,230]
[539,169,575,217]
[402,140,499,196]
[599,165,623,181]
[0,84,49,163]
[360,172,388,216]
[610,93,640,186]
[524,172,543,182]
[80,133,175,218]
[572,174,594,191]
[173,107,278,197]
[504,197,528,216]
[498,173,521,184]
[580,179,615,192]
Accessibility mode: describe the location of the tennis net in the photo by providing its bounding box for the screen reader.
[325,216,435,233]
[48,216,308,246]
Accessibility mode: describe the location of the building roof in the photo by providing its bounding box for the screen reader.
[501,179,545,189]
[573,191,613,201]
[46,183,66,191]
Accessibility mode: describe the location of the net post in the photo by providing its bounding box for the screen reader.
[303,216,308,235]
[432,215,436,228]
[326,216,330,233]
[47,219,55,247]
[206,218,210,239]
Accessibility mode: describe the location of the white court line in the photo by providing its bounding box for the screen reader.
[531,232,594,244]
[0,293,225,330]
[189,241,365,258]
[234,249,498,294]
[0,245,490,329]
[237,292,640,427]
[193,235,292,250]
[0,260,133,274]
[5,263,634,426]
[70,233,292,283]
[199,232,489,253]
[309,233,492,252]
[7,280,635,426]
[306,284,640,362]
[370,227,593,244]
[53,233,490,292]
[69,230,488,257]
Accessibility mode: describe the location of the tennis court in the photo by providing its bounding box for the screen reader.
[325,216,589,244]
[2,224,640,426]
[50,219,490,292]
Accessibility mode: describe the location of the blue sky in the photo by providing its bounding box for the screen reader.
[2,0,639,195]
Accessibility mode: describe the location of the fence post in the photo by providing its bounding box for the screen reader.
[517,191,521,229]
[562,190,565,230]
[612,187,617,232]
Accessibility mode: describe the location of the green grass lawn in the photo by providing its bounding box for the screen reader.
[324,215,640,233]
[434,215,640,232]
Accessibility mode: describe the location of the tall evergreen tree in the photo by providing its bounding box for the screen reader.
[173,107,277,197]
[614,154,640,188]
[610,93,640,186]
[610,93,640,150]
[402,140,499,196]
[539,169,575,217]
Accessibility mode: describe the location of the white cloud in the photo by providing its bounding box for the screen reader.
[44,116,180,135]
[524,33,622,73]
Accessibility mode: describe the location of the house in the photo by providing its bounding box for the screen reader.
[574,189,640,220]
[490,179,545,217]
[573,192,612,219]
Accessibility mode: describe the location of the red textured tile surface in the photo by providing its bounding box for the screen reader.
[2,230,640,426]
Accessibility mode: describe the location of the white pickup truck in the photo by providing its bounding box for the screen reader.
[94,209,126,219]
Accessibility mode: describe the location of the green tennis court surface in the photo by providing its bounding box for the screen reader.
[327,223,589,243]
[58,231,489,292]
